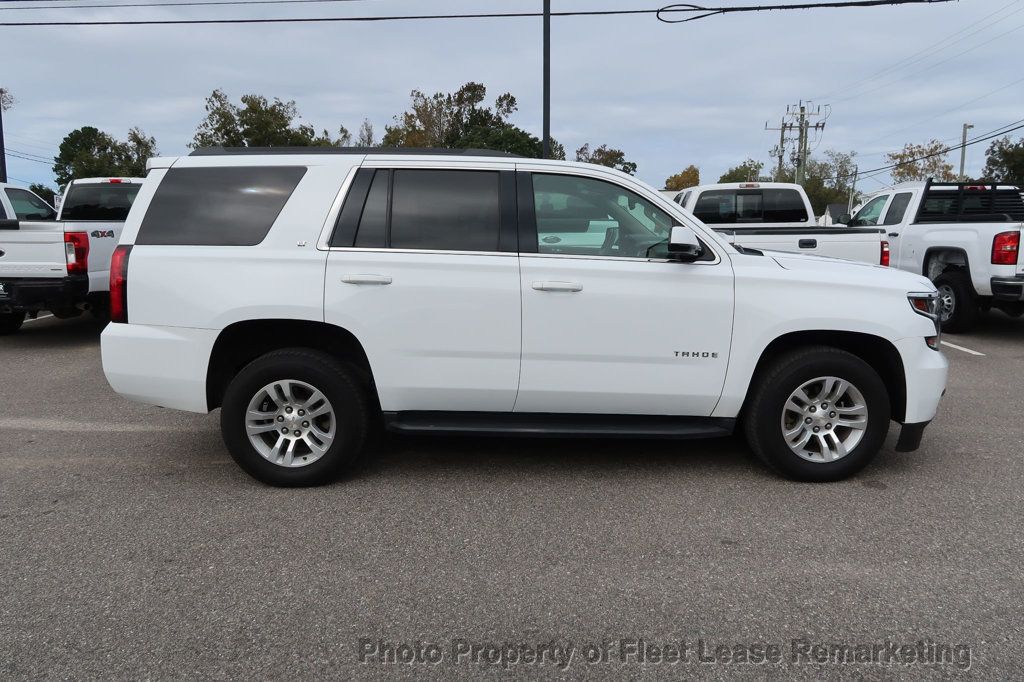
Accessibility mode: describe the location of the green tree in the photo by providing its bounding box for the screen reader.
[981,136,1024,186]
[53,126,156,187]
[886,139,955,183]
[664,165,700,191]
[382,82,565,159]
[191,89,349,149]
[718,159,764,183]
[575,143,637,175]
[355,119,376,147]
[28,183,57,205]
[800,149,858,215]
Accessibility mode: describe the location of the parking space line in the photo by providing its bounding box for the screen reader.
[941,340,986,356]
[23,314,54,324]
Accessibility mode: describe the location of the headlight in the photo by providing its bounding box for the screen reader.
[908,292,941,349]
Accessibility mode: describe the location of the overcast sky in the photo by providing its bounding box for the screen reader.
[2,0,1021,193]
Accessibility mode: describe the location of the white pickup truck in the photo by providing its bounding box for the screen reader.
[847,180,1024,332]
[0,177,143,334]
[670,182,888,265]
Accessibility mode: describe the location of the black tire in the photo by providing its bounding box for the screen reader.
[743,347,891,482]
[220,348,371,486]
[934,270,979,333]
[0,312,25,335]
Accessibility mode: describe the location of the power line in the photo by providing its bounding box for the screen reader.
[837,120,1024,182]
[831,18,1024,103]
[0,0,376,9]
[0,0,953,27]
[6,151,52,164]
[7,146,51,161]
[814,0,1022,100]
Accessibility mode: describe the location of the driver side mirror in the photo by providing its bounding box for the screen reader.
[668,225,703,262]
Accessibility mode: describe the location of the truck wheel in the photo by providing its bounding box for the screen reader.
[220,348,370,486]
[934,270,978,333]
[0,312,26,335]
[743,347,891,482]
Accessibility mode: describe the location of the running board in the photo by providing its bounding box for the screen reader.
[382,412,735,439]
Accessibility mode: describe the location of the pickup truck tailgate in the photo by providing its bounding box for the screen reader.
[0,221,67,279]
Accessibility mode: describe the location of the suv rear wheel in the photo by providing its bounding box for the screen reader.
[220,348,370,486]
[0,312,25,335]
[743,347,890,482]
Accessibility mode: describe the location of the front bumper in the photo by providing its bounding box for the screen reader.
[990,276,1024,301]
[894,336,947,450]
[0,275,88,313]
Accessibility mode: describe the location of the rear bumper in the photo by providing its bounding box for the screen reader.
[990,276,1024,301]
[0,275,88,313]
[101,322,219,413]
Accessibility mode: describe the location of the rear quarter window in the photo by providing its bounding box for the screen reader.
[60,184,140,221]
[136,167,306,246]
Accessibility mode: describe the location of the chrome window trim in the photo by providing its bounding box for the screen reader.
[326,246,719,265]
[316,166,359,251]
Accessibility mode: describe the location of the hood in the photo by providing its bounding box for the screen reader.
[770,252,935,293]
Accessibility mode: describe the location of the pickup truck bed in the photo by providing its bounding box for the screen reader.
[673,181,886,265]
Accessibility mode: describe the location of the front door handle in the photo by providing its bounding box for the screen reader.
[532,281,583,292]
[798,239,817,249]
[888,232,900,237]
[341,274,392,285]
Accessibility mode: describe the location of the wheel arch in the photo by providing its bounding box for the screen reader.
[923,246,974,290]
[742,330,907,423]
[206,319,377,411]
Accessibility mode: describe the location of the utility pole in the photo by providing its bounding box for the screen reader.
[0,88,8,184]
[959,123,973,181]
[765,117,794,181]
[847,165,858,213]
[542,0,551,159]
[767,101,825,185]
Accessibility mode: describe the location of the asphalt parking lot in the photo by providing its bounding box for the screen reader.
[1,315,1022,679]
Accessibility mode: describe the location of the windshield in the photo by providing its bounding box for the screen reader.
[60,183,141,221]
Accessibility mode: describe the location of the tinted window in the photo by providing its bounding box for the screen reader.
[692,189,807,224]
[5,188,57,221]
[389,170,500,251]
[533,174,676,258]
[60,184,139,221]
[137,166,306,246]
[354,170,388,247]
[918,188,1024,222]
[883,192,912,226]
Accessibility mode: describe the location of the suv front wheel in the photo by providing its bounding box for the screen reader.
[220,348,370,486]
[743,347,891,481]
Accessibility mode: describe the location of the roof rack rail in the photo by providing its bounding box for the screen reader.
[188,146,524,158]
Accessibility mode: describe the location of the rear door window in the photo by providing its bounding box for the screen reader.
[5,188,57,220]
[882,192,913,226]
[136,167,306,246]
[388,170,500,252]
[60,183,140,221]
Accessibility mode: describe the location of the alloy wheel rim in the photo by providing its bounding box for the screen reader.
[937,284,956,322]
[780,376,868,463]
[245,379,336,468]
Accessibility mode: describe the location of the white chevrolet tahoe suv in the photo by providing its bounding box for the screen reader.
[100,148,948,486]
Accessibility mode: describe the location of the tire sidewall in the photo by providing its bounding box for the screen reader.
[935,271,977,333]
[751,352,890,482]
[220,352,367,486]
[0,312,25,335]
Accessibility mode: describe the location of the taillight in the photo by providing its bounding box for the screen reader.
[64,232,89,275]
[992,231,1019,265]
[880,240,890,266]
[110,244,132,323]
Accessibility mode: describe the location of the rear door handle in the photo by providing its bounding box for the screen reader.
[532,281,583,292]
[798,239,817,249]
[341,274,392,285]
